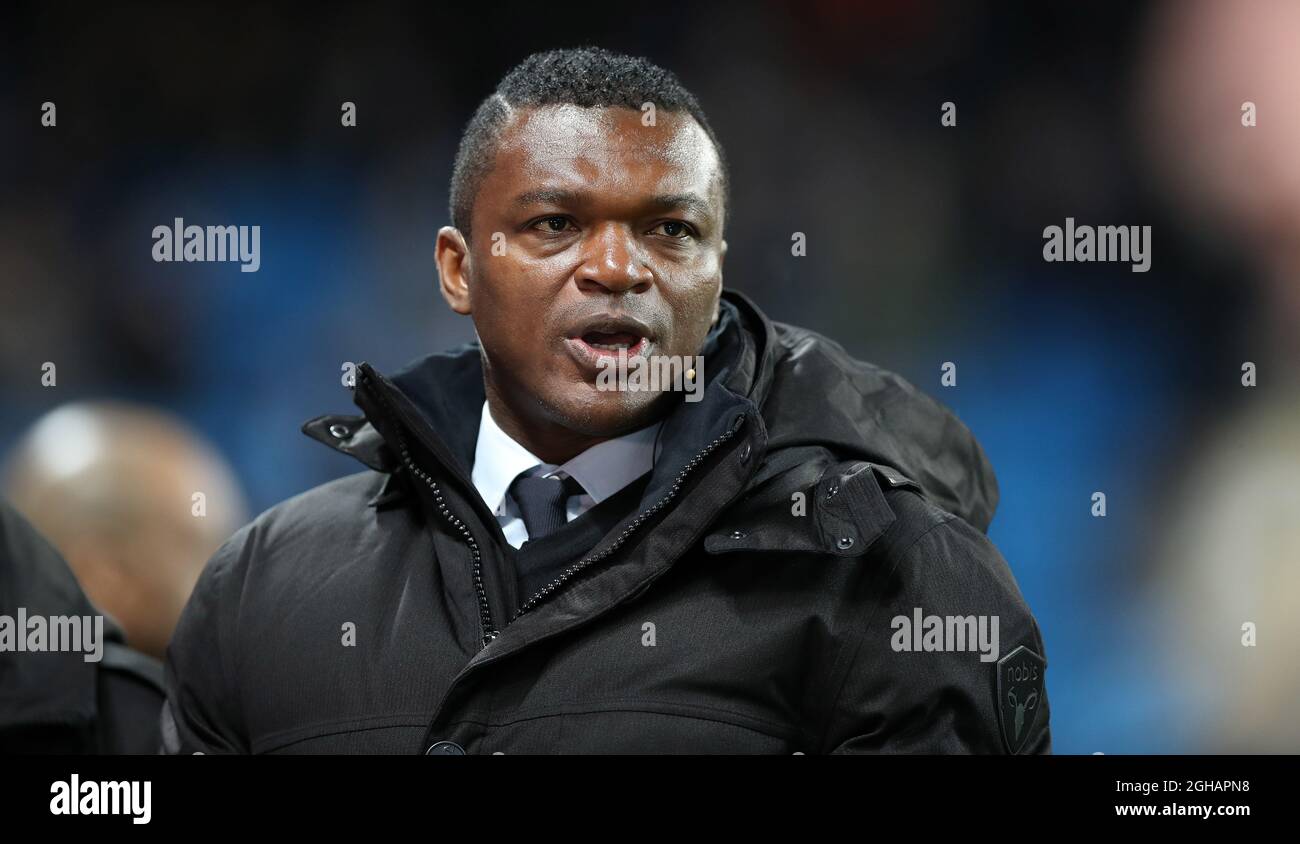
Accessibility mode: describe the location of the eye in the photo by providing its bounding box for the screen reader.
[530,216,575,234]
[651,220,694,239]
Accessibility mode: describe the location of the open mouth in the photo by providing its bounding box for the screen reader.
[564,314,656,370]
[579,330,647,354]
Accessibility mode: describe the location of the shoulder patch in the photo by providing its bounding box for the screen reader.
[996,644,1045,754]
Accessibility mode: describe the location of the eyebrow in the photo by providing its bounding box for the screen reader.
[649,193,714,222]
[513,188,582,208]
[512,189,716,223]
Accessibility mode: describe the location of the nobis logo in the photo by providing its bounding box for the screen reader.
[996,644,1046,754]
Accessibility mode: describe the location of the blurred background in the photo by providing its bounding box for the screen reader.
[1,0,1296,752]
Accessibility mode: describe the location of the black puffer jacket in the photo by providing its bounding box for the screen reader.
[0,501,165,754]
[164,290,1050,754]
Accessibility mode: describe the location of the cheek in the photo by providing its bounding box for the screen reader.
[470,255,566,369]
[473,249,572,308]
[471,257,534,326]
[661,273,721,350]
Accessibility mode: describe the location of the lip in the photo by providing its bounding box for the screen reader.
[563,313,657,375]
[568,313,656,343]
[563,335,653,375]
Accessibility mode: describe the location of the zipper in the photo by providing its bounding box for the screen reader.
[362,363,749,646]
[362,372,499,648]
[512,414,747,619]
[417,411,748,752]
[396,436,499,647]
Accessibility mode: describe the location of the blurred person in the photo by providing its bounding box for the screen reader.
[1139,0,1300,751]
[0,499,164,753]
[3,401,248,660]
[164,47,1050,754]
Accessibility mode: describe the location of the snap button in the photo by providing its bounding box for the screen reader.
[837,536,855,550]
[425,741,465,755]
[826,485,839,498]
[729,529,746,540]
[739,443,751,462]
[329,423,351,439]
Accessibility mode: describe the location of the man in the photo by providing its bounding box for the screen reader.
[164,47,1050,754]
[3,401,248,660]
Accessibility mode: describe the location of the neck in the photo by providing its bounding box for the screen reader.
[484,385,606,466]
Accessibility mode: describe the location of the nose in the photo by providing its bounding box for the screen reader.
[575,223,653,294]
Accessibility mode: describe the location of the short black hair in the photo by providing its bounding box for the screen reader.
[449,47,728,239]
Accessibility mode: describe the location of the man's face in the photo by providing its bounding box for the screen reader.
[441,104,726,439]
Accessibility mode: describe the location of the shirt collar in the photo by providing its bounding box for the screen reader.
[470,401,661,514]
[561,418,661,503]
[471,402,546,516]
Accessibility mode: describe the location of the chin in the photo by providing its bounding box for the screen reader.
[543,384,667,438]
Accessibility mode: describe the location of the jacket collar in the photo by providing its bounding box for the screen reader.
[304,289,775,505]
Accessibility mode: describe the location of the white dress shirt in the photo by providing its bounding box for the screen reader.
[470,401,662,549]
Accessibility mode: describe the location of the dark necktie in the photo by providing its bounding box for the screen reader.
[507,470,584,542]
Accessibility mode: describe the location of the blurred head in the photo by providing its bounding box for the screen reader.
[2,402,247,659]
[436,48,729,462]
[1139,0,1300,341]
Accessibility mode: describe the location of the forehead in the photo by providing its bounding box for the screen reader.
[485,104,723,206]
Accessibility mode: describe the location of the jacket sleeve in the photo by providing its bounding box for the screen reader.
[161,526,251,754]
[822,515,1051,754]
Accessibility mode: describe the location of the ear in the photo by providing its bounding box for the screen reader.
[710,239,727,326]
[436,226,473,315]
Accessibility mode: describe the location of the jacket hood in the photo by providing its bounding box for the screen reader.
[673,289,1000,532]
[729,290,1000,532]
[306,289,998,532]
